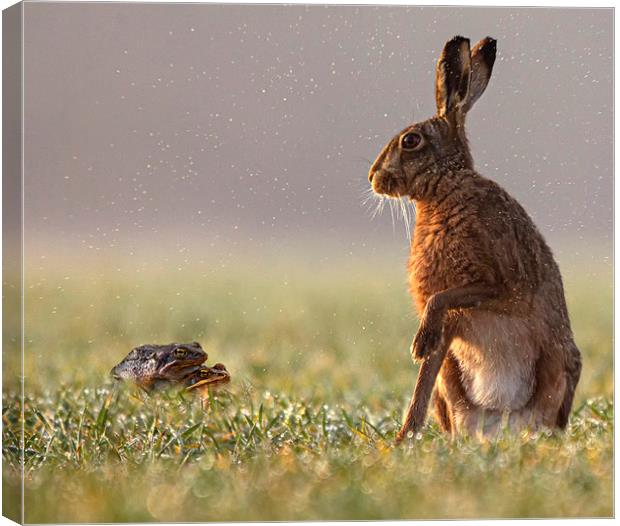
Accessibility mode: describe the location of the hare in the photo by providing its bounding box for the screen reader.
[368,36,582,438]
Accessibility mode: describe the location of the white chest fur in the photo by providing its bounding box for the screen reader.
[451,311,537,411]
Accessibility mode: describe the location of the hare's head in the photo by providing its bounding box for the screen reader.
[369,36,496,201]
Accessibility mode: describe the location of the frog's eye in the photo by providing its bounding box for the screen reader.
[175,347,188,357]
[199,369,210,378]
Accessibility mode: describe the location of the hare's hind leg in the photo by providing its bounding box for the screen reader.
[518,347,569,429]
[432,391,451,433]
[435,351,475,435]
[436,353,504,437]
[495,344,577,434]
[556,341,582,428]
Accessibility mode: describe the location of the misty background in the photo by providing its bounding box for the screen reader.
[23,4,612,270]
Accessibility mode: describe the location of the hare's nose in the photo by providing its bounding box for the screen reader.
[368,169,375,183]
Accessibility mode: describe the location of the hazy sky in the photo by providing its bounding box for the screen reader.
[22,4,612,261]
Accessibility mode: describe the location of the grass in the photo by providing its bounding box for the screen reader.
[2,250,613,522]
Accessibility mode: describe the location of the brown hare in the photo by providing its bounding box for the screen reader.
[368,36,582,439]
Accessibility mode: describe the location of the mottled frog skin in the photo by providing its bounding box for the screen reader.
[110,342,207,391]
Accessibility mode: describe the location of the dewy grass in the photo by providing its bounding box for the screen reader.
[3,256,613,521]
[3,388,613,521]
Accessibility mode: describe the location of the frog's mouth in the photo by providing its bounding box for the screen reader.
[110,365,128,381]
[158,358,205,380]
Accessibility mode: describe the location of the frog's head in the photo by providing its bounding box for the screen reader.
[184,363,231,393]
[110,342,207,388]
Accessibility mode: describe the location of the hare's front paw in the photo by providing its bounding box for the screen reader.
[411,322,444,361]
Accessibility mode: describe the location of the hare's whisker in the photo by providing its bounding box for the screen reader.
[371,196,384,220]
[389,199,396,233]
[363,188,416,245]
[400,198,412,243]
[358,185,373,196]
[361,188,376,207]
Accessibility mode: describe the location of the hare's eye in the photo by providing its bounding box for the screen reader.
[401,132,422,151]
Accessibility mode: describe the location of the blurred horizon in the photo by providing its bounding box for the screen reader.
[10,4,612,395]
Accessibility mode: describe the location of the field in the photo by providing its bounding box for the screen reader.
[2,249,613,522]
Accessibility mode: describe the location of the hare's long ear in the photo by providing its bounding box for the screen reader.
[462,37,497,113]
[435,36,471,117]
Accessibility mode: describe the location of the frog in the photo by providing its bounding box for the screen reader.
[182,363,231,394]
[110,342,207,392]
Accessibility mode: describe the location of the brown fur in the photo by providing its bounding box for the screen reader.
[369,36,581,440]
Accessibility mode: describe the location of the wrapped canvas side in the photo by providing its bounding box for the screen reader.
[3,2,24,524]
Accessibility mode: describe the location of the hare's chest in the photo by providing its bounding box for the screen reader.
[408,226,457,309]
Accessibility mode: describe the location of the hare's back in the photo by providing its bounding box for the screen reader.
[474,177,560,288]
